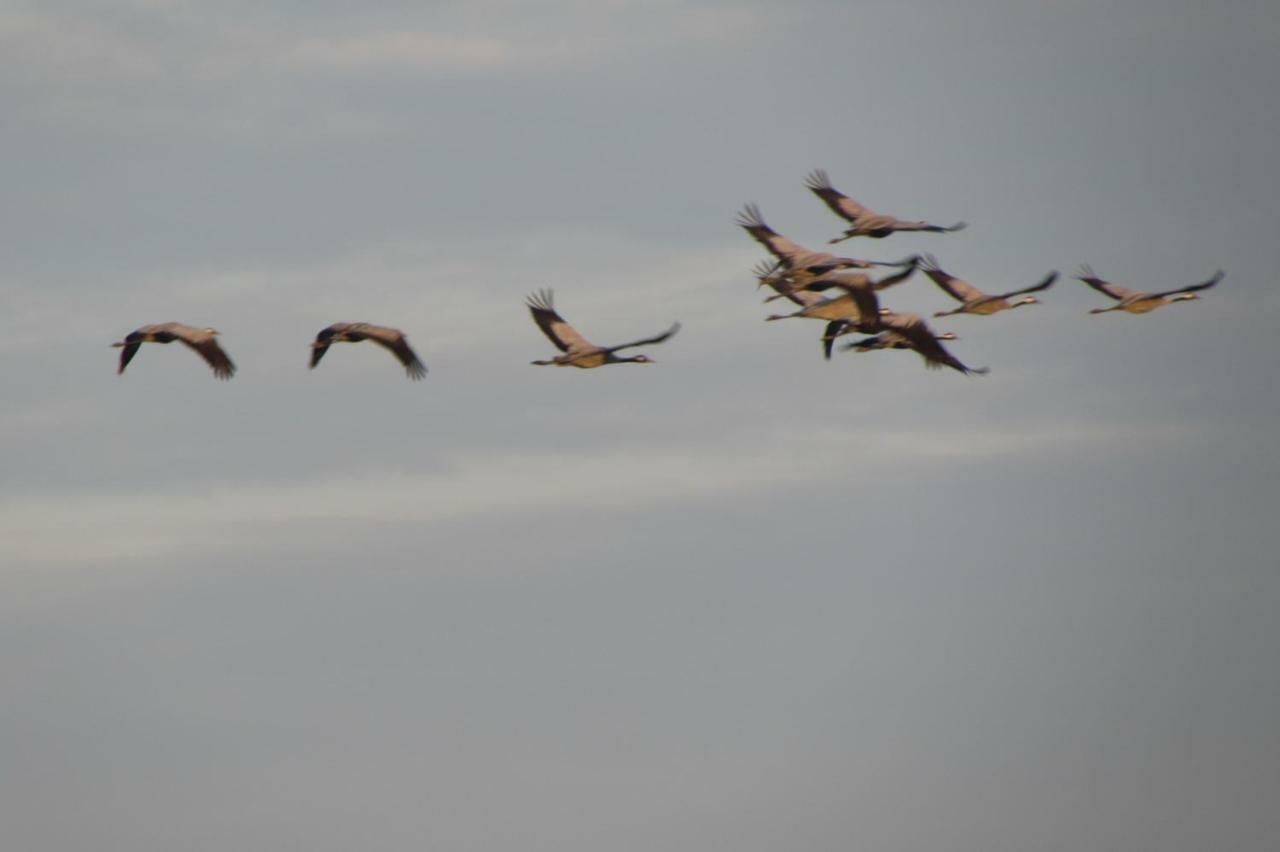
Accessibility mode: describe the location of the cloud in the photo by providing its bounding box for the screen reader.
[277,31,515,74]
[0,418,1187,569]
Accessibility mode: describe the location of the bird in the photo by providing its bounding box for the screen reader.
[761,260,922,359]
[752,259,827,307]
[759,255,920,304]
[840,329,960,352]
[310,323,427,379]
[763,267,918,328]
[921,255,1058,317]
[804,169,967,242]
[526,289,680,368]
[111,323,236,379]
[1077,265,1224,314]
[848,312,988,375]
[735,203,899,275]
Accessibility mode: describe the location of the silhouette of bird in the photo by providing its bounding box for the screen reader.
[310,323,427,379]
[527,289,679,368]
[111,323,235,379]
[804,169,966,242]
[1077,266,1223,314]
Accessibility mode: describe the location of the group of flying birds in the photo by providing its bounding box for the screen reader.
[109,168,1224,380]
[738,169,1225,375]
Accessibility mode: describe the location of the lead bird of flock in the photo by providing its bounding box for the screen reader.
[1076,265,1224,314]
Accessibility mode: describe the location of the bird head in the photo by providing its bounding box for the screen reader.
[1174,293,1200,302]
[937,332,959,341]
[1019,297,1041,306]
[630,355,655,364]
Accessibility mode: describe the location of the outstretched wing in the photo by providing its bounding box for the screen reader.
[526,289,595,353]
[735,203,811,265]
[804,169,874,223]
[1075,265,1140,301]
[1149,270,1224,299]
[178,335,236,379]
[879,312,988,375]
[994,270,1059,300]
[310,325,339,369]
[607,322,681,354]
[920,254,986,303]
[362,325,428,380]
[117,337,141,375]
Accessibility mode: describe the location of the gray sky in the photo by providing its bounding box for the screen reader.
[3,1,1279,849]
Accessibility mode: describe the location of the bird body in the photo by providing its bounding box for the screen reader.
[310,323,427,379]
[804,170,966,242]
[1077,266,1223,314]
[527,289,679,368]
[921,255,1057,317]
[736,204,895,274]
[841,329,959,352]
[860,312,988,375]
[111,322,235,379]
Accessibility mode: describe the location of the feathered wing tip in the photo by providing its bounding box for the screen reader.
[403,356,428,380]
[734,203,767,230]
[1076,264,1098,281]
[918,253,943,273]
[114,340,140,375]
[804,169,834,192]
[752,258,784,281]
[526,288,557,314]
[945,221,968,233]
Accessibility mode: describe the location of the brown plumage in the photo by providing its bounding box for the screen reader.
[310,323,427,379]
[804,169,966,242]
[735,203,898,274]
[839,329,959,353]
[860,312,989,375]
[527,289,679,368]
[1077,265,1223,314]
[111,322,235,379]
[761,260,922,359]
[921,255,1058,317]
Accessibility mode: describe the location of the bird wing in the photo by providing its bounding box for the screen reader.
[172,328,235,379]
[527,289,595,353]
[1148,270,1224,299]
[994,270,1059,300]
[803,169,874,223]
[821,280,880,326]
[821,320,845,360]
[117,340,141,374]
[919,255,986,302]
[1075,266,1140,301]
[361,325,428,379]
[310,325,340,369]
[878,218,967,234]
[607,322,681,353]
[735,203,813,266]
[879,313,987,374]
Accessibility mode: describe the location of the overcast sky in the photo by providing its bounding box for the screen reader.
[3,1,1278,850]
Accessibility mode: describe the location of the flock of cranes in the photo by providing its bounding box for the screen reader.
[110,169,1224,380]
[738,169,1224,375]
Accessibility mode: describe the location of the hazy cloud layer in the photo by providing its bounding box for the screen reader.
[3,1,1278,850]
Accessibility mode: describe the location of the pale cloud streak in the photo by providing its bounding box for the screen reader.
[0,418,1186,569]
